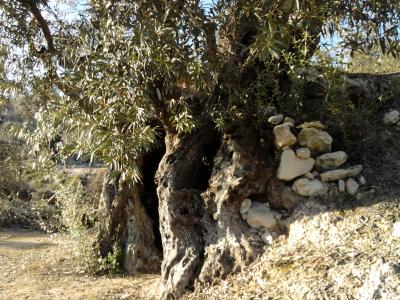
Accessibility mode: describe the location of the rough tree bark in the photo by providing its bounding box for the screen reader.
[198,124,275,282]
[97,165,160,274]
[156,128,216,299]
[156,123,275,299]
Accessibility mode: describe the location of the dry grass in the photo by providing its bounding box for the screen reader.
[185,196,400,300]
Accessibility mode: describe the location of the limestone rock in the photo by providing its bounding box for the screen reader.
[296,147,311,159]
[292,178,327,197]
[346,178,359,195]
[277,149,315,181]
[259,228,273,245]
[246,202,277,229]
[284,116,295,125]
[268,114,284,125]
[383,110,400,125]
[273,122,297,149]
[338,180,345,193]
[297,121,326,130]
[315,151,348,170]
[320,165,363,182]
[298,128,332,153]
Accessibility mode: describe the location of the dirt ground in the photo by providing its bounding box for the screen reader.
[0,229,160,300]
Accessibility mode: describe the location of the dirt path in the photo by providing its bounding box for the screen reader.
[0,229,160,300]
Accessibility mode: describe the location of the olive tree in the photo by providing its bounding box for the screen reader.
[0,0,399,298]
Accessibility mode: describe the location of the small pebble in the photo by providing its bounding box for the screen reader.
[338,180,345,193]
[304,172,314,179]
[358,175,366,186]
[260,229,274,245]
[296,147,311,159]
[240,199,252,215]
[346,178,359,196]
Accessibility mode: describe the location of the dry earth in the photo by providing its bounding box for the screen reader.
[185,194,400,300]
[0,229,160,300]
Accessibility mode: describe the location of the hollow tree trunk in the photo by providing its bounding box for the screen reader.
[156,128,215,299]
[156,123,275,299]
[198,124,275,282]
[96,164,160,274]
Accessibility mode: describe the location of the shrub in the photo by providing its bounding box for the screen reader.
[57,176,122,274]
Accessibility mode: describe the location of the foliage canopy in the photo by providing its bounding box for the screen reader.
[0,0,399,179]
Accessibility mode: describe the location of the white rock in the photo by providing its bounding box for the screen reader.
[315,151,348,170]
[292,178,327,197]
[320,165,363,182]
[284,116,295,125]
[383,110,400,125]
[392,222,400,238]
[273,122,297,149]
[268,114,284,125]
[277,149,315,181]
[246,202,277,229]
[338,180,345,193]
[346,178,359,195]
[297,121,326,130]
[358,175,367,186]
[240,199,252,215]
[259,228,273,245]
[296,147,311,159]
[298,128,332,153]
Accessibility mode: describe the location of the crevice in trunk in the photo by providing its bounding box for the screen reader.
[141,144,165,254]
[194,133,222,192]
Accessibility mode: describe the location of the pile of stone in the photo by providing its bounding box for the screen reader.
[239,113,368,246]
[271,116,366,197]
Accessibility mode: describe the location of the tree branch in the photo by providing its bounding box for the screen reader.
[18,0,56,53]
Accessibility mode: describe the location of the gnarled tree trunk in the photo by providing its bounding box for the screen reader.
[156,123,275,299]
[156,128,216,299]
[97,165,160,274]
[199,125,274,282]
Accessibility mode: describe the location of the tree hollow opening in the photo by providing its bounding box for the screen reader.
[141,145,165,254]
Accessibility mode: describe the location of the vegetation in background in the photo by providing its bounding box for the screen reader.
[349,51,400,75]
[0,0,397,180]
